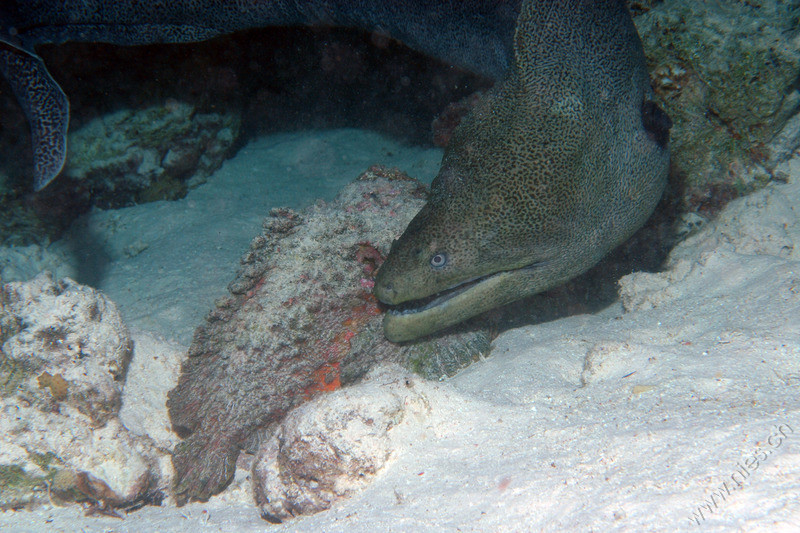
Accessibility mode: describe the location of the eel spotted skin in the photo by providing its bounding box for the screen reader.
[0,0,520,190]
[373,0,672,342]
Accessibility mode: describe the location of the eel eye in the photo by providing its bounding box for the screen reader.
[430,252,448,269]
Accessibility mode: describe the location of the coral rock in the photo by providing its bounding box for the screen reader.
[2,271,132,422]
[64,101,240,206]
[253,365,432,523]
[635,1,800,192]
[0,273,164,510]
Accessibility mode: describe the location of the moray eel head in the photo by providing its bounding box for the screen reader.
[373,143,575,343]
[374,184,539,308]
[374,0,671,343]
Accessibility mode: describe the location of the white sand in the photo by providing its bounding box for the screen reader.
[1,133,798,532]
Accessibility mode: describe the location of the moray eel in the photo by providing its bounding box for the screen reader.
[373,0,672,342]
[0,0,519,190]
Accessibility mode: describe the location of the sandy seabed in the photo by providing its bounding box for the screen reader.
[1,130,799,532]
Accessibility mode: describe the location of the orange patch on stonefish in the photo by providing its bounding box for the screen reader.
[304,363,342,398]
[303,297,383,399]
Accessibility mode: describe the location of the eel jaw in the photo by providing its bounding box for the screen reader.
[379,269,522,343]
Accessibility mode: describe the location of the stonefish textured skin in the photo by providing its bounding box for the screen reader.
[166,168,490,505]
[373,0,671,342]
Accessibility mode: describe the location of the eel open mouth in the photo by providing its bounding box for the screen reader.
[381,272,496,317]
[378,261,549,343]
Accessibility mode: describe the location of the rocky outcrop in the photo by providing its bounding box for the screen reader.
[635,0,800,200]
[0,273,166,510]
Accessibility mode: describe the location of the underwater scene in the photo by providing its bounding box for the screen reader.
[1,1,799,530]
